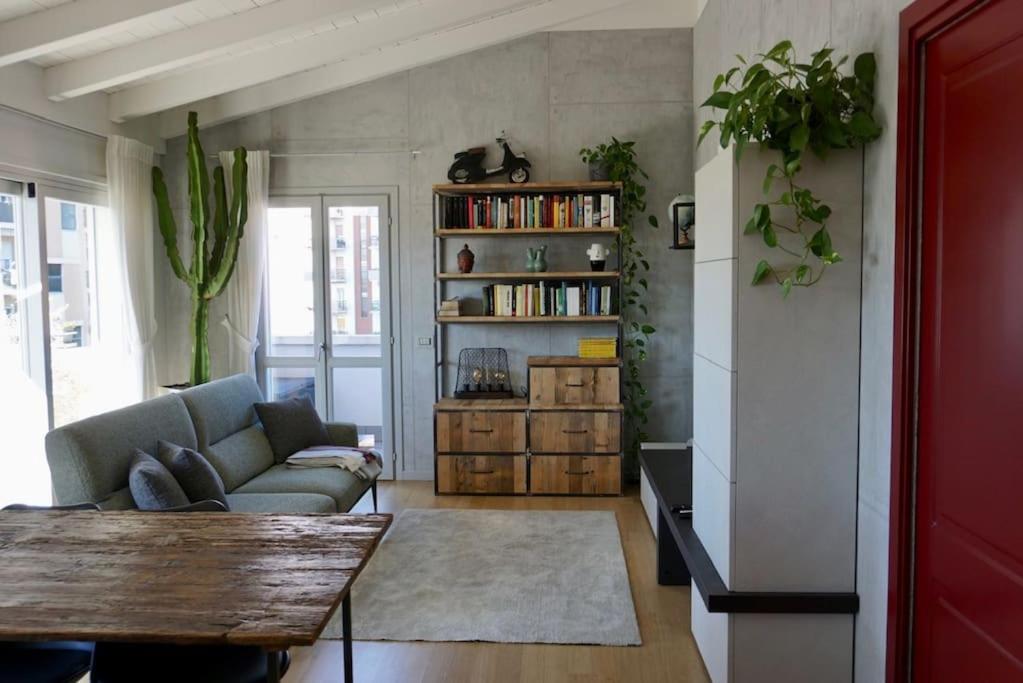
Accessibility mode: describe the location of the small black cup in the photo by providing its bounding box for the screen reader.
[590,259,606,272]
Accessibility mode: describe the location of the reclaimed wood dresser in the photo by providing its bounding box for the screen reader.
[434,356,622,496]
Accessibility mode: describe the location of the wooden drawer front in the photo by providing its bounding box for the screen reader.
[529,411,620,454]
[530,455,621,495]
[529,367,619,405]
[437,455,526,494]
[436,411,526,453]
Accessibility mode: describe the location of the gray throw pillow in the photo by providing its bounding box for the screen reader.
[157,441,229,509]
[128,450,190,510]
[254,396,331,463]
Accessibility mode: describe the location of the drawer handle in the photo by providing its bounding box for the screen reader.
[469,469,495,475]
[565,470,594,476]
[564,381,586,387]
[468,428,494,433]
[562,429,589,434]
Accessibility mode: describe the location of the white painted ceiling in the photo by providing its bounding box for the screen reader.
[0,0,698,138]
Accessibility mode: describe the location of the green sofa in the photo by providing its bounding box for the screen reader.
[45,374,378,513]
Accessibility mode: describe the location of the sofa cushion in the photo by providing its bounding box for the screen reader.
[225,492,337,513]
[128,451,190,510]
[254,397,330,463]
[45,394,197,505]
[178,375,264,450]
[203,425,276,493]
[158,441,229,508]
[232,464,370,512]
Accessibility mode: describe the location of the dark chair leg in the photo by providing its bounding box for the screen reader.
[371,480,378,513]
[266,649,281,683]
[342,593,353,683]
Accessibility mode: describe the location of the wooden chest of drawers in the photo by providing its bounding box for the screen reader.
[528,357,622,496]
[434,358,622,496]
[434,399,527,495]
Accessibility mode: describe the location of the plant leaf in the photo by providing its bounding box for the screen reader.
[698,119,717,145]
[752,259,772,285]
[702,91,734,109]
[790,124,810,151]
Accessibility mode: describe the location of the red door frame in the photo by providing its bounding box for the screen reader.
[888,0,991,680]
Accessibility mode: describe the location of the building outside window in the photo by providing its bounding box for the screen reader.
[47,263,62,293]
[60,202,77,231]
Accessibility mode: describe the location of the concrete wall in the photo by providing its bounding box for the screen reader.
[156,29,695,479]
[693,1,913,680]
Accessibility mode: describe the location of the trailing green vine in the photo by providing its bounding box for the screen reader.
[580,139,657,463]
[699,41,882,295]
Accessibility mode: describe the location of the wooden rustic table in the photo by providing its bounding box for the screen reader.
[0,511,392,682]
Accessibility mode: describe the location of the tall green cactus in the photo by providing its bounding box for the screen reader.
[152,111,249,386]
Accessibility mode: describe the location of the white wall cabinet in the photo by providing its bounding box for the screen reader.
[691,144,863,682]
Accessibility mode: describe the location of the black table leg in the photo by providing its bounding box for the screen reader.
[342,593,353,683]
[266,649,281,683]
[657,506,691,585]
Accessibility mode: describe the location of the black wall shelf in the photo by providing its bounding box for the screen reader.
[639,450,860,615]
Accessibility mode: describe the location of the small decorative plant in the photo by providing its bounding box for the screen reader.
[699,41,882,295]
[152,112,249,386]
[579,139,657,463]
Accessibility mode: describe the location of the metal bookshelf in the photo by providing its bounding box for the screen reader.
[432,181,625,402]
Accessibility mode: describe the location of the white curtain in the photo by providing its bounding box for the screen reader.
[106,135,159,399]
[219,150,269,378]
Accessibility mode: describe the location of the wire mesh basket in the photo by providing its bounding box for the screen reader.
[454,348,513,399]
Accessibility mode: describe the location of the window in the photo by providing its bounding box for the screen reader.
[60,202,77,231]
[47,263,62,293]
[0,196,13,223]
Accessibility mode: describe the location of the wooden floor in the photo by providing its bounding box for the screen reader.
[290,480,710,683]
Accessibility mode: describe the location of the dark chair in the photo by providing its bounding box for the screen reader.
[0,503,99,683]
[90,500,291,683]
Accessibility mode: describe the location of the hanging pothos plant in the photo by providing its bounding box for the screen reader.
[579,139,657,462]
[699,41,882,295]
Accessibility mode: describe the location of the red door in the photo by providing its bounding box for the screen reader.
[913,1,1023,679]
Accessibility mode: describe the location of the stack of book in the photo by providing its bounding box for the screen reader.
[481,281,616,318]
[438,192,617,229]
[437,298,461,317]
[578,337,618,359]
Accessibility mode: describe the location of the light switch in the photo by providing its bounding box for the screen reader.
[417,337,433,346]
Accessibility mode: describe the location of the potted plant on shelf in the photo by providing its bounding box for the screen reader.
[152,112,249,388]
[698,41,882,295]
[579,142,613,181]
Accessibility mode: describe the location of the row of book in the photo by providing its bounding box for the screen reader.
[437,193,618,230]
[481,282,617,318]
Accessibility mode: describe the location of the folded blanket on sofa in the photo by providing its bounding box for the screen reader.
[285,446,383,480]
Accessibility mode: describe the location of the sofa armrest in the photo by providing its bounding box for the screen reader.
[325,421,359,448]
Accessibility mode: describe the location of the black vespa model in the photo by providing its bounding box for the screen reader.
[447,132,531,184]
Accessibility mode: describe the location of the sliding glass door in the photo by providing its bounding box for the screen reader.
[0,180,50,506]
[262,194,394,477]
[42,195,124,427]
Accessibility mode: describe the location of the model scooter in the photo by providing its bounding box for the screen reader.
[447,132,531,184]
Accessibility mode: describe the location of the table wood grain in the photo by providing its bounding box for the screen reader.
[0,511,391,648]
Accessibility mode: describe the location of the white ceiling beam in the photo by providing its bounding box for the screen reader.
[44,0,393,101]
[0,0,195,69]
[156,0,629,138]
[111,0,538,122]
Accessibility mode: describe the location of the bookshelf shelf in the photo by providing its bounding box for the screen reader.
[438,271,620,281]
[434,181,622,195]
[437,316,619,325]
[435,227,620,237]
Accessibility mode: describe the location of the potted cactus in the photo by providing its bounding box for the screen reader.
[152,112,248,387]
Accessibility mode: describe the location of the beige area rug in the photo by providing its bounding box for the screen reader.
[322,508,641,646]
